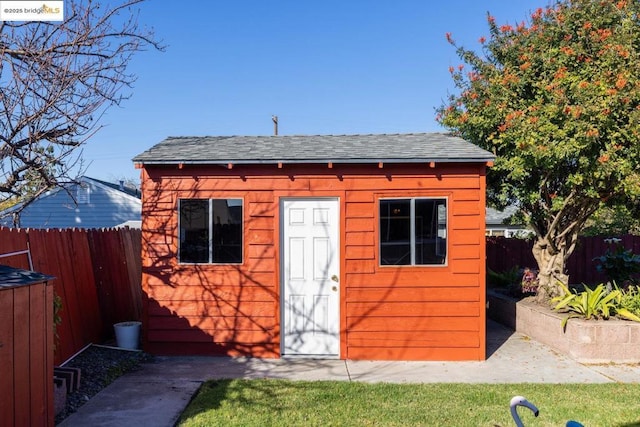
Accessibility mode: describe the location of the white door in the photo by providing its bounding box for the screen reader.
[281,198,340,357]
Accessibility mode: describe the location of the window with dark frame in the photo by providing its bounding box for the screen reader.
[179,199,243,264]
[379,198,447,266]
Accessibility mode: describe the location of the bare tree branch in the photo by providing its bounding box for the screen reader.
[0,0,164,219]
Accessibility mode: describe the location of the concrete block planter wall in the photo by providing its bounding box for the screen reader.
[487,290,640,363]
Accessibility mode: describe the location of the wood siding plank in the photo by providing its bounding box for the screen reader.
[347,347,483,361]
[345,231,375,246]
[147,329,274,343]
[345,218,374,232]
[345,191,374,203]
[246,217,274,230]
[248,244,275,259]
[344,260,376,274]
[453,201,481,216]
[451,244,481,260]
[346,271,479,287]
[346,301,480,317]
[346,287,479,302]
[345,245,375,260]
[450,229,482,245]
[150,315,276,331]
[147,270,276,288]
[346,316,479,332]
[248,229,275,245]
[345,202,375,218]
[148,285,276,302]
[148,300,275,317]
[451,215,482,230]
[348,331,480,347]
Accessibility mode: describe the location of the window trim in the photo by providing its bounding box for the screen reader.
[178,197,244,265]
[378,196,448,267]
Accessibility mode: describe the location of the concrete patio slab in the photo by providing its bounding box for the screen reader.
[58,321,640,427]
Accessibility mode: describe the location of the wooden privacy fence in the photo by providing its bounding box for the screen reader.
[0,227,142,364]
[487,234,640,285]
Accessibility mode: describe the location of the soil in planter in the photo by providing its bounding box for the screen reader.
[55,345,153,425]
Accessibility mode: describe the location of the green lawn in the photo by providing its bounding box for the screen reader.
[177,380,640,426]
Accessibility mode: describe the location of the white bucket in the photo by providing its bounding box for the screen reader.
[113,321,141,350]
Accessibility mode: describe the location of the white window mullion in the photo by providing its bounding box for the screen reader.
[410,198,416,265]
[209,199,214,264]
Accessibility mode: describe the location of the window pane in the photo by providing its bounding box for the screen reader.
[415,199,447,265]
[212,199,243,263]
[180,200,209,263]
[380,199,411,265]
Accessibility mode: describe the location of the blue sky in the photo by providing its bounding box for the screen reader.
[84,0,547,183]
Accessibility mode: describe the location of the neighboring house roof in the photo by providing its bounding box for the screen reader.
[486,206,520,226]
[0,176,141,229]
[90,177,141,199]
[485,206,531,238]
[132,133,496,165]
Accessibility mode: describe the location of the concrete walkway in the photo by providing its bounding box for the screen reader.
[59,321,640,426]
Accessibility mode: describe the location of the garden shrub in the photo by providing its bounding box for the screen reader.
[593,238,640,285]
[619,286,640,318]
[487,266,521,288]
[552,282,640,330]
[488,266,538,298]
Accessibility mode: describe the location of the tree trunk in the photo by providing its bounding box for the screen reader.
[532,238,569,302]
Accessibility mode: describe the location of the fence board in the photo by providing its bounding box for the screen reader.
[0,228,30,269]
[87,229,115,338]
[28,230,76,362]
[0,289,15,426]
[26,230,67,362]
[487,235,640,285]
[0,226,142,364]
[69,229,102,344]
[55,230,84,358]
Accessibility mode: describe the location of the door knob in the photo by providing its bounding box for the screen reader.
[331,274,339,283]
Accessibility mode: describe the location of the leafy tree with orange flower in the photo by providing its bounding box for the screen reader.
[437,0,640,299]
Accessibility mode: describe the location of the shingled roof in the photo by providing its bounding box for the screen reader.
[133,133,494,165]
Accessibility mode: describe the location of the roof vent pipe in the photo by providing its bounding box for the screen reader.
[272,115,278,136]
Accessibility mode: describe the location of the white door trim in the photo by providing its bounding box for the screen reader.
[280,197,340,358]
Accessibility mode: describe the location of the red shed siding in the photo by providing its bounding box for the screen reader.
[140,163,487,360]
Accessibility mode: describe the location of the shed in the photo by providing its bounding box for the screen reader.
[133,133,495,361]
[0,265,55,424]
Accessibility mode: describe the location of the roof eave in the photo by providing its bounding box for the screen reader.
[133,158,495,166]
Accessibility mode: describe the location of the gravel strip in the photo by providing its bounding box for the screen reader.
[55,345,153,425]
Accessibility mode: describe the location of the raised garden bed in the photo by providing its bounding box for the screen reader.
[487,290,640,363]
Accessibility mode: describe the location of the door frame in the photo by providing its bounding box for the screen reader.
[279,197,341,358]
